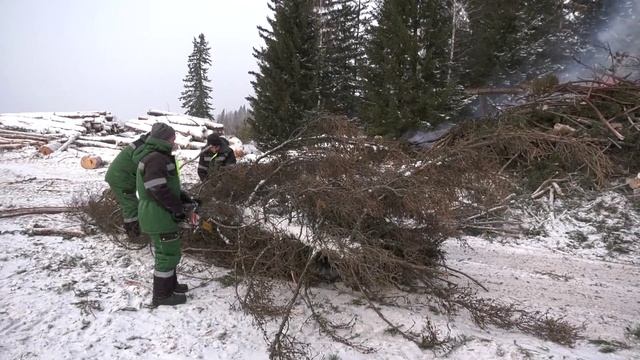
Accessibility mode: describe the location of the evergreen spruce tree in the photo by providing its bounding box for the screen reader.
[362,0,456,136]
[456,1,521,87]
[247,0,320,147]
[318,0,369,117]
[180,33,214,119]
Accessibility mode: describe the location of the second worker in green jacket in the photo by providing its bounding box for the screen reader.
[105,133,148,239]
[134,123,191,307]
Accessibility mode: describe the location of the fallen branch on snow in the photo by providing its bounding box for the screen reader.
[0,206,79,219]
[26,228,85,238]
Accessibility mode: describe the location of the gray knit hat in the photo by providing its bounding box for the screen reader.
[149,123,176,142]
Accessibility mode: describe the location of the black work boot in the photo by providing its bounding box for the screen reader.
[124,220,141,240]
[171,270,189,293]
[152,275,187,307]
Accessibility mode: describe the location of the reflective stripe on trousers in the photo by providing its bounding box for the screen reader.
[150,232,182,273]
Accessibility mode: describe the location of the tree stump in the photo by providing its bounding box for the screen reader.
[81,155,103,169]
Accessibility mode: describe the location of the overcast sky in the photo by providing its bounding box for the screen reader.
[0,0,270,120]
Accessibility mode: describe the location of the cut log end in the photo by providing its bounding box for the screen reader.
[81,155,103,169]
[39,142,62,155]
[626,177,640,190]
[230,145,245,159]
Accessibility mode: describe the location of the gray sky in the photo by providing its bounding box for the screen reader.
[0,0,269,120]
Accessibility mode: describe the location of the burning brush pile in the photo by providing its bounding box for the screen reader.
[439,75,640,192]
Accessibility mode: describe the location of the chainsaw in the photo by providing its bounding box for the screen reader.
[180,201,215,234]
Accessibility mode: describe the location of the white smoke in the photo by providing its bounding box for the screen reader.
[561,0,640,81]
[597,0,640,52]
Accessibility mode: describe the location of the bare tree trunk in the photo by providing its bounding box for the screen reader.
[0,144,30,151]
[58,133,81,152]
[447,1,458,84]
[75,139,120,149]
[315,0,326,110]
[27,228,85,238]
[0,206,78,219]
[0,129,58,142]
[464,87,526,95]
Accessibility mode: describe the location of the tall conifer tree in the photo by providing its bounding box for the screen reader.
[180,33,214,119]
[362,0,456,136]
[318,0,369,117]
[248,0,320,147]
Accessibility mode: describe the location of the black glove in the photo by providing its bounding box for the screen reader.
[180,191,193,204]
[172,212,186,222]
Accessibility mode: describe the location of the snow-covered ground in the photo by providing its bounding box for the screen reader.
[1,146,639,360]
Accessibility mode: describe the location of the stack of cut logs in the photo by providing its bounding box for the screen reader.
[124,110,249,157]
[0,111,121,154]
[37,133,139,156]
[0,128,64,152]
[0,110,249,166]
[52,111,118,133]
[124,109,224,150]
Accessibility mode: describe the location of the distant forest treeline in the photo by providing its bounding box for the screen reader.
[216,105,250,139]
